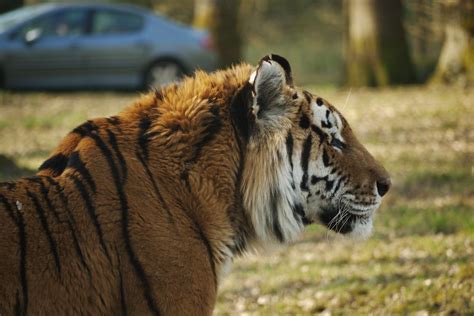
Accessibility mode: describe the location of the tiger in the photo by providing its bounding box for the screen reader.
[0,54,390,315]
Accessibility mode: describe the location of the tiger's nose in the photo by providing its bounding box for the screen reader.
[376,178,391,197]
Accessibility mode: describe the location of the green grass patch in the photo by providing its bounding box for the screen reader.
[377,204,474,236]
[0,119,9,130]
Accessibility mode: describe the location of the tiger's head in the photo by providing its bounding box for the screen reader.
[236,55,390,246]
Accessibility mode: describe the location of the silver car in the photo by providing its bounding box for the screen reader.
[0,3,217,89]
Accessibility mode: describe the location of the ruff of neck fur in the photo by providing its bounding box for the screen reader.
[241,126,304,246]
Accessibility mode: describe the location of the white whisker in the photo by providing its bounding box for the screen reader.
[342,88,352,112]
[337,211,352,234]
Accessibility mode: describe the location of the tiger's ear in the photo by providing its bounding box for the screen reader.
[249,54,293,122]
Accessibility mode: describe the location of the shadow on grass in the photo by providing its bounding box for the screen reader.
[0,154,35,181]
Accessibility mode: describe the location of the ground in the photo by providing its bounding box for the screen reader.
[0,85,472,314]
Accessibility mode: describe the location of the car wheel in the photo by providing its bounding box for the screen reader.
[145,60,184,89]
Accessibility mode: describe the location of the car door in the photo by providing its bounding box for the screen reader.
[4,8,88,89]
[77,8,150,88]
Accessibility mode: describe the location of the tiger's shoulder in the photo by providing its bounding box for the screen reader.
[38,64,253,179]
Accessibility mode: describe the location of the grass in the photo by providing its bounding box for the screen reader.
[0,85,473,314]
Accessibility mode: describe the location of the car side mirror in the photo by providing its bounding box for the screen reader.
[24,28,42,46]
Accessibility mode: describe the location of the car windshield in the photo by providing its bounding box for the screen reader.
[0,5,52,33]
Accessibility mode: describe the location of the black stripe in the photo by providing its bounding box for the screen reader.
[16,209,28,316]
[72,120,96,137]
[116,248,127,316]
[286,132,294,171]
[69,174,111,262]
[136,153,175,225]
[27,190,61,275]
[15,291,21,316]
[310,174,334,191]
[229,102,251,256]
[331,175,346,197]
[325,179,334,191]
[292,203,311,225]
[0,181,16,190]
[292,203,305,218]
[299,114,310,129]
[311,175,327,185]
[87,131,159,314]
[67,151,96,193]
[138,116,152,160]
[322,148,330,167]
[38,153,68,176]
[174,198,217,288]
[230,82,254,142]
[321,120,332,128]
[44,177,91,276]
[35,179,61,223]
[198,228,217,285]
[303,91,312,104]
[107,129,128,182]
[286,132,296,190]
[116,171,160,315]
[300,135,312,192]
[186,105,222,164]
[0,193,17,223]
[193,222,217,286]
[1,195,28,314]
[322,110,332,128]
[311,124,327,144]
[107,116,121,126]
[270,189,284,242]
[180,170,192,192]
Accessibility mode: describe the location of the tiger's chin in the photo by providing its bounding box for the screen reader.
[346,217,373,240]
[316,206,374,240]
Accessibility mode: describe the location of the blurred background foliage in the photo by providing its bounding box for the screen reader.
[2,0,473,86]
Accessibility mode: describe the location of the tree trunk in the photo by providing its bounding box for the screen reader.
[345,0,416,86]
[193,0,242,68]
[0,0,23,14]
[431,0,473,85]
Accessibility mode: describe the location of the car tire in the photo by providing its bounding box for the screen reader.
[144,60,184,89]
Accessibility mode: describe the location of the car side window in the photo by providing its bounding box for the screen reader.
[54,10,87,37]
[91,10,143,35]
[19,14,55,39]
[18,10,87,40]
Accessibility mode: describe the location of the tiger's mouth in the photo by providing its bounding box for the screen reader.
[318,206,357,234]
[317,203,376,237]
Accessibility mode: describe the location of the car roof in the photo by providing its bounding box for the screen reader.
[39,2,152,16]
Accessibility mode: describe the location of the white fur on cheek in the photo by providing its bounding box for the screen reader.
[347,217,373,241]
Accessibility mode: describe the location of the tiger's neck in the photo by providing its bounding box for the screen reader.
[241,130,307,249]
